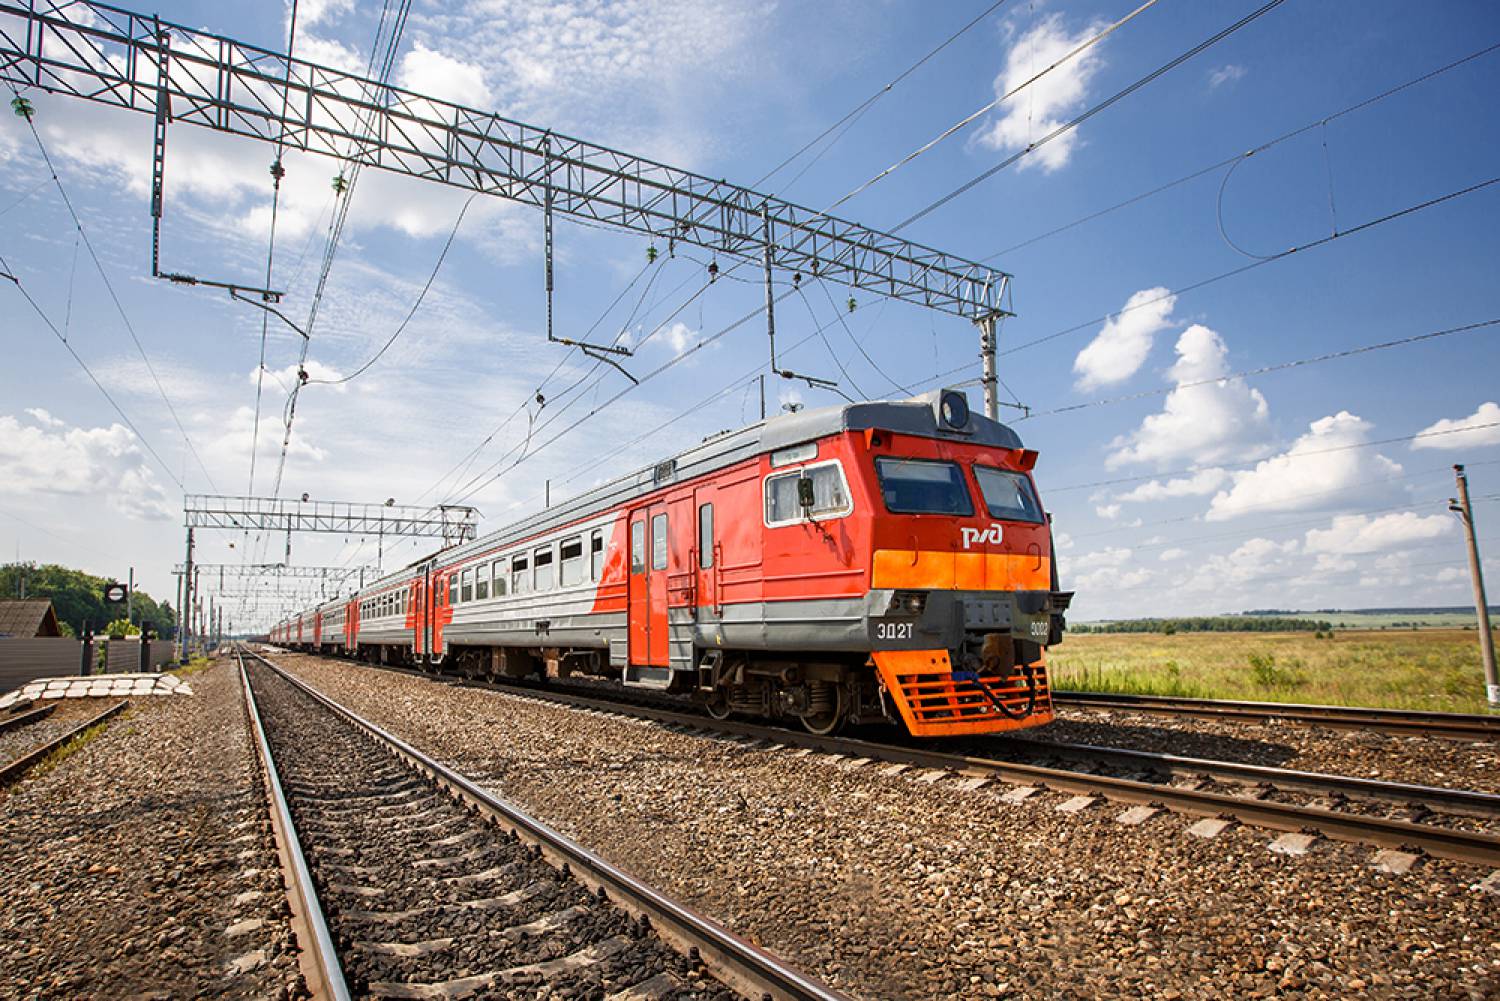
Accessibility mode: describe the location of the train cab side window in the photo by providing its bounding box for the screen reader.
[630,521,645,574]
[765,462,853,526]
[651,513,668,570]
[698,503,714,568]
[461,568,474,603]
[475,565,489,600]
[590,530,605,580]
[972,465,1045,523]
[534,546,556,590]
[493,559,507,596]
[560,537,584,587]
[512,555,530,594]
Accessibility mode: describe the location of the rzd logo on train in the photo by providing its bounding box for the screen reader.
[960,523,1004,549]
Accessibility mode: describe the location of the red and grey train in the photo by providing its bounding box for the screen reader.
[270,389,1071,737]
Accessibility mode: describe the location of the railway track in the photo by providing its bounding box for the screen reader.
[1050,691,1500,741]
[237,647,847,1001]
[337,662,1500,868]
[0,701,128,786]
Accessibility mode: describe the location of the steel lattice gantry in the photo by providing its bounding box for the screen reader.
[0,0,1011,320]
[183,494,478,545]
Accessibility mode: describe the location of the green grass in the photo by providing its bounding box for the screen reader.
[1048,629,1498,713]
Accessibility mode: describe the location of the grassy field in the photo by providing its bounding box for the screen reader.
[1048,628,1498,714]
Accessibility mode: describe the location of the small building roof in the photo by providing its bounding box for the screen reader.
[0,599,63,638]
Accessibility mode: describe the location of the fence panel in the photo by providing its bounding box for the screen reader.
[103,639,141,674]
[146,640,177,670]
[0,638,84,692]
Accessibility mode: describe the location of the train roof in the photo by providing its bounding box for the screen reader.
[414,388,1024,574]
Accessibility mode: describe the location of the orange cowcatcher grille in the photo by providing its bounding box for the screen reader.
[873,649,1053,737]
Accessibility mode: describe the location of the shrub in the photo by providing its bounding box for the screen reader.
[1248,651,1307,689]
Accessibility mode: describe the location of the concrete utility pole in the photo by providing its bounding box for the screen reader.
[1450,464,1498,706]
[977,314,998,421]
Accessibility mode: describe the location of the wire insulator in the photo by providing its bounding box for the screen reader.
[269,159,285,182]
[11,95,33,120]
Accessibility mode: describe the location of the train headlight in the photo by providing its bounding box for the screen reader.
[938,390,969,430]
[889,590,926,615]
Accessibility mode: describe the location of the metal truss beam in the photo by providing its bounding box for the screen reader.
[174,563,363,582]
[183,494,477,544]
[0,0,1011,320]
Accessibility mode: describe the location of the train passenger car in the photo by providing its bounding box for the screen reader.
[278,390,1070,737]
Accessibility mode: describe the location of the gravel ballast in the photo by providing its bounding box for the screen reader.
[0,657,303,998]
[276,653,1500,1000]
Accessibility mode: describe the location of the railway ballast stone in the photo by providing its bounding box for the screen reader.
[276,653,1500,1001]
[0,657,302,998]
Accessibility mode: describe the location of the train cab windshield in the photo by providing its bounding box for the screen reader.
[973,465,1045,523]
[874,457,974,515]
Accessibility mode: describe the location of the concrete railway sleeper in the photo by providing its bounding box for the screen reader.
[387,664,1500,869]
[237,646,847,1001]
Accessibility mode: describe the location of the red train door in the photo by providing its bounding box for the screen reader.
[628,505,670,667]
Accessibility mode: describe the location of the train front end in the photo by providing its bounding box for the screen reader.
[859,390,1071,737]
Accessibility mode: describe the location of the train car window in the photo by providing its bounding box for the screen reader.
[448,573,458,604]
[874,457,974,516]
[475,565,489,600]
[973,465,1045,523]
[560,537,584,587]
[590,530,605,579]
[512,555,530,594]
[698,503,714,568]
[492,559,507,596]
[630,521,645,574]
[651,514,668,570]
[765,462,853,525]
[461,568,473,603]
[534,546,556,590]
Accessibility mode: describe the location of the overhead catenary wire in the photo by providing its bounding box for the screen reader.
[982,39,1500,261]
[828,0,1163,215]
[890,0,1290,233]
[1023,318,1500,419]
[9,95,219,492]
[249,0,303,495]
[752,0,1017,193]
[1,253,185,492]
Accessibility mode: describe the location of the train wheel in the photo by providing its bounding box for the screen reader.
[704,692,733,720]
[800,681,844,735]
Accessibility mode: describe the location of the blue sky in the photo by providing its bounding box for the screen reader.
[1,0,1497,628]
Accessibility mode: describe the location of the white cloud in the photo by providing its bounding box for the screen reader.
[1053,531,1074,551]
[975,13,1109,172]
[399,44,493,108]
[1107,324,1270,469]
[1304,512,1453,556]
[1066,547,1132,574]
[1208,64,1246,89]
[298,0,355,28]
[1207,412,1403,521]
[0,412,173,520]
[1411,402,1500,450]
[297,34,365,74]
[1095,503,1121,520]
[660,321,698,356]
[24,407,64,427]
[1072,287,1176,391]
[1117,467,1229,504]
[1158,547,1187,561]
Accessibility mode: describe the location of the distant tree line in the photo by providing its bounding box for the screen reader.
[0,562,176,638]
[1072,616,1333,635]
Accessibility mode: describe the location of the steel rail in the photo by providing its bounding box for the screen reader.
[995,736,1500,819]
[0,703,56,734]
[1051,691,1500,741]
[235,650,351,1001]
[241,647,850,1001]
[426,673,1500,868]
[0,700,127,785]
